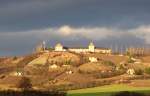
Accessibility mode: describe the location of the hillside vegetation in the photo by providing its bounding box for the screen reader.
[0,51,150,92]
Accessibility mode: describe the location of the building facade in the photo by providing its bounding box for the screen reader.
[54,42,111,54]
[54,43,65,51]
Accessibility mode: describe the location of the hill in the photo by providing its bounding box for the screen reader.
[0,51,150,92]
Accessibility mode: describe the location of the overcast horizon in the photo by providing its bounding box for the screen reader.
[0,0,150,56]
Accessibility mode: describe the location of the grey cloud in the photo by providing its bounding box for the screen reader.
[0,0,150,32]
[0,25,149,56]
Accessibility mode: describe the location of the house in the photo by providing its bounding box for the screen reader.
[89,57,98,62]
[10,71,23,76]
[54,43,66,51]
[66,70,73,74]
[49,64,59,69]
[127,68,135,75]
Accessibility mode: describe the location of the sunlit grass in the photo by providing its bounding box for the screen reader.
[67,84,150,96]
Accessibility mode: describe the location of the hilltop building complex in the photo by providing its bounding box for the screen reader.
[35,41,111,54]
[54,42,111,54]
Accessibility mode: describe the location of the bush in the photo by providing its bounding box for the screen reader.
[135,69,143,75]
[127,58,135,63]
[64,59,72,65]
[145,67,150,74]
[17,77,32,90]
[13,56,18,60]
[102,60,115,66]
[117,64,127,70]
[0,90,66,96]
[94,70,125,79]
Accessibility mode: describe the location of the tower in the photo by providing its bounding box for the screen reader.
[42,41,46,51]
[55,43,63,51]
[88,42,95,52]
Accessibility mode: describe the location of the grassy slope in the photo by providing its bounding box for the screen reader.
[67,84,150,96]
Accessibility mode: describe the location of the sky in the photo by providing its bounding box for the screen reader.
[0,0,150,56]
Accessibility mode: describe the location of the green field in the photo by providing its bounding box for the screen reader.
[67,84,150,96]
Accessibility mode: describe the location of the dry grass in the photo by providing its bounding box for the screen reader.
[129,79,150,87]
[141,56,150,63]
[85,53,128,64]
[78,62,112,73]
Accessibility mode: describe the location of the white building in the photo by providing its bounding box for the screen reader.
[54,43,66,51]
[68,48,89,53]
[95,49,112,54]
[54,42,111,54]
[88,42,95,52]
[89,57,98,62]
[127,69,135,75]
[49,64,59,69]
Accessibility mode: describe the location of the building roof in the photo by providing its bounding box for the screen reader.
[55,43,63,47]
[54,43,110,50]
[63,47,110,50]
[95,47,110,50]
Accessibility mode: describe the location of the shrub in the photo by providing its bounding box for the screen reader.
[127,58,135,63]
[17,76,32,90]
[113,91,145,96]
[102,60,115,66]
[135,69,143,75]
[48,77,54,81]
[145,67,150,74]
[13,56,18,60]
[94,70,125,79]
[117,64,127,70]
[0,90,66,96]
[64,59,72,65]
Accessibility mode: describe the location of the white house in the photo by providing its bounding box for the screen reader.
[55,43,66,51]
[89,57,98,62]
[127,69,135,75]
[49,64,59,69]
[11,71,23,76]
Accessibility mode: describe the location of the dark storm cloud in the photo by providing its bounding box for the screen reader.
[0,0,150,56]
[0,0,150,32]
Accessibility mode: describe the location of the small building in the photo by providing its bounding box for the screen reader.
[49,64,59,69]
[55,43,66,51]
[89,57,98,62]
[66,70,73,74]
[10,71,23,76]
[127,69,135,75]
